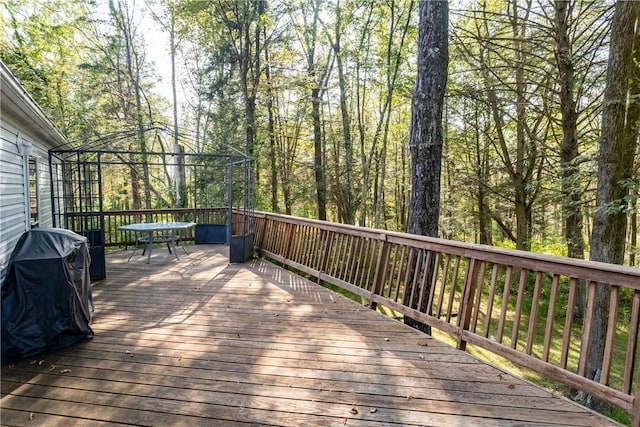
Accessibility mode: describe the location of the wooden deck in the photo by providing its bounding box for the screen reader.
[1,245,620,426]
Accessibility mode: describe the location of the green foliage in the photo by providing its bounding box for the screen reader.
[3,0,637,263]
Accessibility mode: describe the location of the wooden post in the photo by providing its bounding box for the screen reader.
[370,234,390,310]
[256,213,267,252]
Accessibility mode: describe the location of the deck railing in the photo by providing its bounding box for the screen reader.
[250,211,640,425]
[61,208,228,246]
[64,208,228,246]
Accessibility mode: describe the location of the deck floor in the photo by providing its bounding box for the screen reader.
[1,245,619,426]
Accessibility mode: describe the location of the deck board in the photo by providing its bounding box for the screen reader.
[1,245,620,426]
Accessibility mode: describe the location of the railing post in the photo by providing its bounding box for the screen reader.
[256,213,267,252]
[370,234,390,310]
[457,258,481,351]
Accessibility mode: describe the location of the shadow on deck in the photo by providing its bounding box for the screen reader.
[1,245,619,426]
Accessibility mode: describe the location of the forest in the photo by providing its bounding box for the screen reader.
[1,0,638,265]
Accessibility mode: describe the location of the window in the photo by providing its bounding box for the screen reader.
[28,156,39,227]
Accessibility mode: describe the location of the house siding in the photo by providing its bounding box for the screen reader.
[0,119,28,281]
[1,62,66,283]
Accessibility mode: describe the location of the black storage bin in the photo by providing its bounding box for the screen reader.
[78,229,106,281]
[195,224,228,244]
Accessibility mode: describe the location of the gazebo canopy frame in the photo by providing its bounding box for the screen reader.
[49,127,255,279]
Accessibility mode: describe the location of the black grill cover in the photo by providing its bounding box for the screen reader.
[2,228,94,364]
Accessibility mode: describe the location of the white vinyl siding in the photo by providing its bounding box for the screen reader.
[0,121,27,281]
[1,62,66,283]
[0,118,55,282]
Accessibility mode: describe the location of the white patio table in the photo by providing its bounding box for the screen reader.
[119,222,196,263]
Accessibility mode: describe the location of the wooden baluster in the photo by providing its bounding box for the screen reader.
[426,252,441,319]
[525,271,543,355]
[446,255,461,323]
[370,235,390,310]
[623,290,640,394]
[543,274,560,362]
[560,277,578,369]
[435,254,451,319]
[400,247,416,306]
[283,221,296,260]
[416,250,433,314]
[317,229,334,285]
[601,285,619,385]
[511,269,528,350]
[385,245,399,298]
[457,258,481,351]
[354,238,368,288]
[578,280,597,377]
[368,240,382,292]
[483,264,499,338]
[470,261,487,333]
[408,248,424,309]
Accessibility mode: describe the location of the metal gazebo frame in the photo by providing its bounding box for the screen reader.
[49,133,255,280]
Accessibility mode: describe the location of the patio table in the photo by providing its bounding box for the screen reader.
[119,222,196,263]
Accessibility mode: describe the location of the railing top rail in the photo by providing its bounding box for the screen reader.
[254,210,640,288]
[66,207,229,215]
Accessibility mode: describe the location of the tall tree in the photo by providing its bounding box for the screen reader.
[215,0,265,156]
[553,0,585,264]
[373,0,414,229]
[107,0,154,210]
[328,0,355,224]
[303,0,332,221]
[405,0,448,333]
[583,0,640,413]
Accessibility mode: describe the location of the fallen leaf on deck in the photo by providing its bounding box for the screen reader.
[498,373,504,380]
[508,383,515,389]
[60,369,71,374]
[29,413,35,420]
[350,406,358,414]
[384,338,390,342]
[418,342,428,347]
[418,354,425,360]
[370,408,378,413]
[38,360,45,365]
[48,365,57,372]
[406,395,413,400]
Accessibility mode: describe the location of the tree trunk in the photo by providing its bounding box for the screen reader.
[584,1,640,413]
[311,87,327,220]
[332,2,354,224]
[306,0,328,221]
[553,0,587,317]
[510,0,532,252]
[374,0,414,229]
[475,102,492,245]
[264,39,279,213]
[405,0,449,334]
